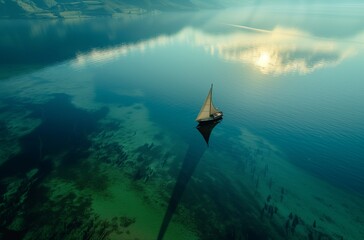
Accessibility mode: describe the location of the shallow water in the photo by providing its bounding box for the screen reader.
[1,4,364,240]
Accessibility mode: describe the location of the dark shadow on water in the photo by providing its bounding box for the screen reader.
[157,120,221,240]
[196,120,221,145]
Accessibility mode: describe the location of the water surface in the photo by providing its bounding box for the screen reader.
[1,4,364,240]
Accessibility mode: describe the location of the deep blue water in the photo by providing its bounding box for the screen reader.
[1,4,364,240]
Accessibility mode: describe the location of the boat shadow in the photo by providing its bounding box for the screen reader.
[157,119,221,240]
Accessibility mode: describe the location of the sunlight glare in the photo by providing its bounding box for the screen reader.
[256,51,271,68]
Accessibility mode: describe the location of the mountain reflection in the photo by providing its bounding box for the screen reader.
[74,26,363,75]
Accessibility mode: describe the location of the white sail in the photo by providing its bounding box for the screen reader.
[196,87,212,121]
[210,99,219,114]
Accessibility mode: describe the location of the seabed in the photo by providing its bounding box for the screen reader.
[0,62,364,240]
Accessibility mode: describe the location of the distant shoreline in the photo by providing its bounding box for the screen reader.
[0,8,154,20]
[0,0,222,20]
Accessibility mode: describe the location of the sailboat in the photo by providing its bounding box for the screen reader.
[196,84,223,123]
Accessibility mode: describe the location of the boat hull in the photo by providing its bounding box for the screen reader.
[196,112,223,124]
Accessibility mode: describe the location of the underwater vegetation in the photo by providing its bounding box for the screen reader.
[0,93,357,240]
[0,94,132,240]
[0,93,175,240]
[0,174,136,240]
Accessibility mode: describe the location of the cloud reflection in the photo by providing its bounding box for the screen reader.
[196,25,360,75]
[73,34,173,66]
[73,25,363,75]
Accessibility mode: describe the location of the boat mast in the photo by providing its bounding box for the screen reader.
[210,84,213,115]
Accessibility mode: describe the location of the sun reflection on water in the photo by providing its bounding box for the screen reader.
[256,51,271,68]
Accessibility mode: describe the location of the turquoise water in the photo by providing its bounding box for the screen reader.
[1,4,364,240]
